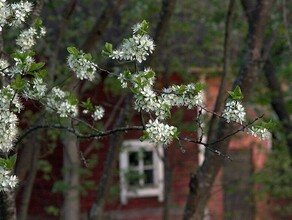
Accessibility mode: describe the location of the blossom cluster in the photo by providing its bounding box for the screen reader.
[10,52,34,76]
[145,119,178,145]
[23,77,47,100]
[162,84,204,108]
[0,0,33,31]
[109,22,155,63]
[16,26,46,51]
[0,168,18,192]
[46,87,78,118]
[67,51,98,81]
[0,85,21,192]
[222,100,246,124]
[248,126,270,140]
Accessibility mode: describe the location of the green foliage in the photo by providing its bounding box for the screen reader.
[0,155,17,170]
[11,74,26,91]
[45,205,59,217]
[67,46,79,56]
[253,145,292,217]
[80,98,94,112]
[102,42,113,57]
[38,160,53,181]
[228,86,244,101]
[52,180,69,193]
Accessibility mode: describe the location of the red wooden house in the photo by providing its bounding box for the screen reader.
[18,70,270,220]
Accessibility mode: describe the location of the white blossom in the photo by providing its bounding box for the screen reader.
[0,86,20,153]
[67,53,98,81]
[0,111,18,152]
[46,87,78,118]
[145,119,177,145]
[248,126,270,140]
[132,22,143,34]
[162,84,203,108]
[92,106,105,121]
[0,85,23,112]
[222,100,246,124]
[117,72,128,88]
[0,1,11,31]
[134,85,156,112]
[16,27,37,51]
[0,168,18,192]
[110,34,155,63]
[10,1,33,27]
[0,59,9,76]
[10,54,34,76]
[23,77,47,100]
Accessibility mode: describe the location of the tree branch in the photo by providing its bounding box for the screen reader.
[14,124,143,149]
[82,0,125,53]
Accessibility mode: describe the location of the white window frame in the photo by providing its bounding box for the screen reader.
[119,140,164,204]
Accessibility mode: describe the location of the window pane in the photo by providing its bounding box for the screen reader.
[143,151,153,165]
[129,152,139,167]
[144,169,154,185]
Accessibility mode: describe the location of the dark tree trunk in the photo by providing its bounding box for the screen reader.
[263,58,292,160]
[88,94,133,220]
[82,0,126,53]
[183,0,273,219]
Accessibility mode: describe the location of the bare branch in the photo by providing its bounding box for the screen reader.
[14,124,143,149]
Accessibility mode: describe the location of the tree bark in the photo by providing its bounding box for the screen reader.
[17,135,41,220]
[62,133,80,220]
[88,94,133,220]
[82,0,126,53]
[146,0,177,67]
[206,0,236,148]
[183,0,273,219]
[263,58,292,160]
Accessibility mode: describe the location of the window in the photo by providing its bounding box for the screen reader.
[119,140,164,204]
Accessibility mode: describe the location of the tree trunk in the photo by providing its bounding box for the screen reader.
[183,0,273,219]
[88,94,133,220]
[17,135,41,220]
[62,133,80,220]
[263,58,292,160]
[82,0,126,53]
[162,148,173,220]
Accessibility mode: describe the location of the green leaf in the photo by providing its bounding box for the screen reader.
[105,42,113,53]
[81,98,94,111]
[67,47,79,55]
[140,131,149,142]
[228,85,244,100]
[145,70,155,79]
[68,93,78,105]
[29,62,45,72]
[195,83,204,93]
[37,69,48,78]
[34,18,42,29]
[102,42,113,57]
[12,74,26,90]
[0,154,17,170]
[84,53,92,60]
